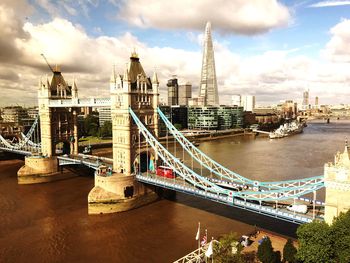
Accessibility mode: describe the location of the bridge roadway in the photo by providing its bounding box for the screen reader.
[57,153,113,170]
[136,173,324,225]
[0,146,34,156]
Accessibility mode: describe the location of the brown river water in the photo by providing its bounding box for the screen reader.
[0,120,349,262]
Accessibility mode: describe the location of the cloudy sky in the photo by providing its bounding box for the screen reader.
[1,0,350,107]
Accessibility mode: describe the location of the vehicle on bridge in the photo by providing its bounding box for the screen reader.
[156,166,175,179]
[286,204,308,214]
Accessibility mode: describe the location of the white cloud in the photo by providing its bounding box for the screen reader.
[309,1,350,7]
[0,2,349,107]
[117,0,291,35]
[323,19,350,62]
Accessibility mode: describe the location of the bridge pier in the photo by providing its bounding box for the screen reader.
[324,143,350,224]
[88,173,158,214]
[17,156,76,184]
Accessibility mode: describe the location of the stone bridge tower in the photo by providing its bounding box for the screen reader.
[324,142,350,224]
[88,52,160,214]
[18,66,79,184]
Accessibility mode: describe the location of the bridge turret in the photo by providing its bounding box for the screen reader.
[122,63,131,93]
[325,141,350,224]
[72,78,78,99]
[110,65,116,91]
[88,53,159,214]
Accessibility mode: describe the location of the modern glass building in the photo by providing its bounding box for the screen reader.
[188,106,243,130]
[232,106,244,128]
[159,105,171,136]
[188,106,218,130]
[171,105,188,129]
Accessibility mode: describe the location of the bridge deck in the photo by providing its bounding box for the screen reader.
[136,173,324,224]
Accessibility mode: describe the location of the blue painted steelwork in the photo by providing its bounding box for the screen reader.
[130,108,324,202]
[157,107,324,191]
[57,154,113,170]
[136,174,317,224]
[0,115,41,154]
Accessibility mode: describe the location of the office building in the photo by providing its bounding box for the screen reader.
[302,89,310,110]
[167,78,178,106]
[98,107,111,126]
[171,105,188,129]
[27,107,39,119]
[188,106,218,130]
[1,106,28,123]
[241,95,255,112]
[188,105,243,130]
[198,22,219,106]
[231,95,241,106]
[178,83,192,106]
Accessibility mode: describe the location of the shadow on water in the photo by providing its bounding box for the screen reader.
[0,152,25,161]
[167,192,298,238]
[61,165,96,177]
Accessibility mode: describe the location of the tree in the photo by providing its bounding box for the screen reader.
[296,220,335,263]
[332,211,350,262]
[214,232,244,263]
[174,123,182,130]
[100,121,112,138]
[283,239,297,263]
[257,236,280,263]
[83,114,99,137]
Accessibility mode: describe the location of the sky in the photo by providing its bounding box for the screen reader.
[1,0,350,107]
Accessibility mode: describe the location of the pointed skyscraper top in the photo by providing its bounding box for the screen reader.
[198,21,219,106]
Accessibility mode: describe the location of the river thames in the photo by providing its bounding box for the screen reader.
[0,120,348,262]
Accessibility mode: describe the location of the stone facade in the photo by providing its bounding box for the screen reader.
[88,53,160,214]
[324,143,350,224]
[18,67,79,183]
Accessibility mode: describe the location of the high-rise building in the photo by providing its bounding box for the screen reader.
[98,107,112,126]
[241,95,255,112]
[302,89,310,110]
[167,78,178,106]
[1,106,28,123]
[178,82,192,106]
[231,95,241,106]
[315,96,319,107]
[198,22,219,106]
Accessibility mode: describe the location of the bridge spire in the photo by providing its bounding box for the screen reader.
[152,71,159,85]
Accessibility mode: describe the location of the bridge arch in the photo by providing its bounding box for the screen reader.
[133,149,156,174]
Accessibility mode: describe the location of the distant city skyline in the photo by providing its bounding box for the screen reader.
[1,0,350,106]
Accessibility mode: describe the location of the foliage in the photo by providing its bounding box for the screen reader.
[283,239,297,263]
[257,236,281,263]
[173,123,182,130]
[100,121,112,138]
[82,114,99,137]
[296,220,334,263]
[331,211,350,263]
[213,232,244,263]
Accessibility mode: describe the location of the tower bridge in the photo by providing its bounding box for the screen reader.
[0,53,349,225]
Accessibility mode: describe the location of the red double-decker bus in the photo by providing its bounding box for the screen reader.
[156,166,175,179]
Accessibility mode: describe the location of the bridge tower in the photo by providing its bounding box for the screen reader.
[88,52,160,214]
[324,142,350,224]
[18,66,80,184]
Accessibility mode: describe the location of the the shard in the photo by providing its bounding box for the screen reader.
[198,22,219,106]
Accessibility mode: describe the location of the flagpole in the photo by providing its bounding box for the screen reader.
[197,222,200,259]
[211,237,214,263]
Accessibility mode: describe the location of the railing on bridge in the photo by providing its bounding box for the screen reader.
[130,107,325,224]
[48,98,111,107]
[0,115,41,155]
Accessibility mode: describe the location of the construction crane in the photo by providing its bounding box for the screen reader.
[40,53,54,73]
